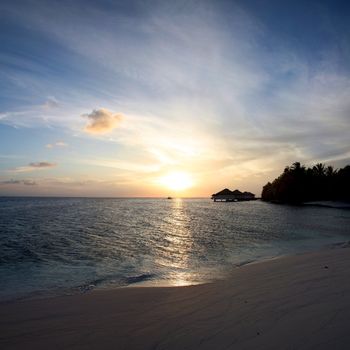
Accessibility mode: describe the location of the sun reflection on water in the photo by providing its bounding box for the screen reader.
[154,198,199,286]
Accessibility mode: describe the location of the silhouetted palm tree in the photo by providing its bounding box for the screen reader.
[261,162,350,203]
[313,163,326,176]
[325,166,336,177]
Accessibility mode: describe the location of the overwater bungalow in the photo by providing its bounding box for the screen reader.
[212,188,255,202]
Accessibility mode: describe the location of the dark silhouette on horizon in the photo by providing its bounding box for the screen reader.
[261,162,350,203]
[212,189,255,202]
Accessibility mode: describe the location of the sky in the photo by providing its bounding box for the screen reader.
[1,0,350,197]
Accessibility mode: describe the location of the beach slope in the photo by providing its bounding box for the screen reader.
[1,246,350,349]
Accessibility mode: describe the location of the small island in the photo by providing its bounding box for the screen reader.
[212,188,256,202]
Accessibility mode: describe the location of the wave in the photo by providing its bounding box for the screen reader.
[76,273,156,293]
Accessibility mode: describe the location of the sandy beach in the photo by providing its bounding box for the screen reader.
[1,245,350,350]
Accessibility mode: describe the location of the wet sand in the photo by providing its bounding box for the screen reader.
[1,245,350,349]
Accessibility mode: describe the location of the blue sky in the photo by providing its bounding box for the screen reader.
[1,0,350,196]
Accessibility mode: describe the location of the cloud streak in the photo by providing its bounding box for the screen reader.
[46,141,68,148]
[0,179,37,186]
[10,162,57,173]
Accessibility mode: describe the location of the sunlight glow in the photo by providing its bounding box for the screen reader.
[158,172,194,191]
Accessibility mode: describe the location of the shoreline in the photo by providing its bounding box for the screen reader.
[2,244,350,349]
[3,240,349,304]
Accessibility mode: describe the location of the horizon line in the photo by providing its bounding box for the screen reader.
[0,195,212,199]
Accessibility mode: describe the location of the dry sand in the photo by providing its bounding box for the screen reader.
[1,245,350,349]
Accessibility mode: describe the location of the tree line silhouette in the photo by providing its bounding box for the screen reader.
[261,162,350,203]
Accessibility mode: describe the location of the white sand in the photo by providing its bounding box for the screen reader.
[1,246,350,349]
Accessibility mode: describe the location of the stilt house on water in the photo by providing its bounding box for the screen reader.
[211,188,255,202]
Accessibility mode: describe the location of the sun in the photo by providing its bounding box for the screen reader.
[158,171,194,191]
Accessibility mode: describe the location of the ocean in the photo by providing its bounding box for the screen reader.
[1,197,350,301]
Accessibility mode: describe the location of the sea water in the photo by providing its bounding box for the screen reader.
[1,197,350,301]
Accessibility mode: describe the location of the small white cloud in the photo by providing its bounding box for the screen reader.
[46,141,68,149]
[55,141,68,147]
[83,108,123,134]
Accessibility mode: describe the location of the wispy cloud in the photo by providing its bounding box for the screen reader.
[42,96,60,109]
[0,179,37,186]
[9,162,57,173]
[46,141,68,149]
[29,162,56,168]
[83,108,123,134]
[80,158,160,173]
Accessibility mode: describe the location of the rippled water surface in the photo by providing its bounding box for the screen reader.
[1,197,350,301]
